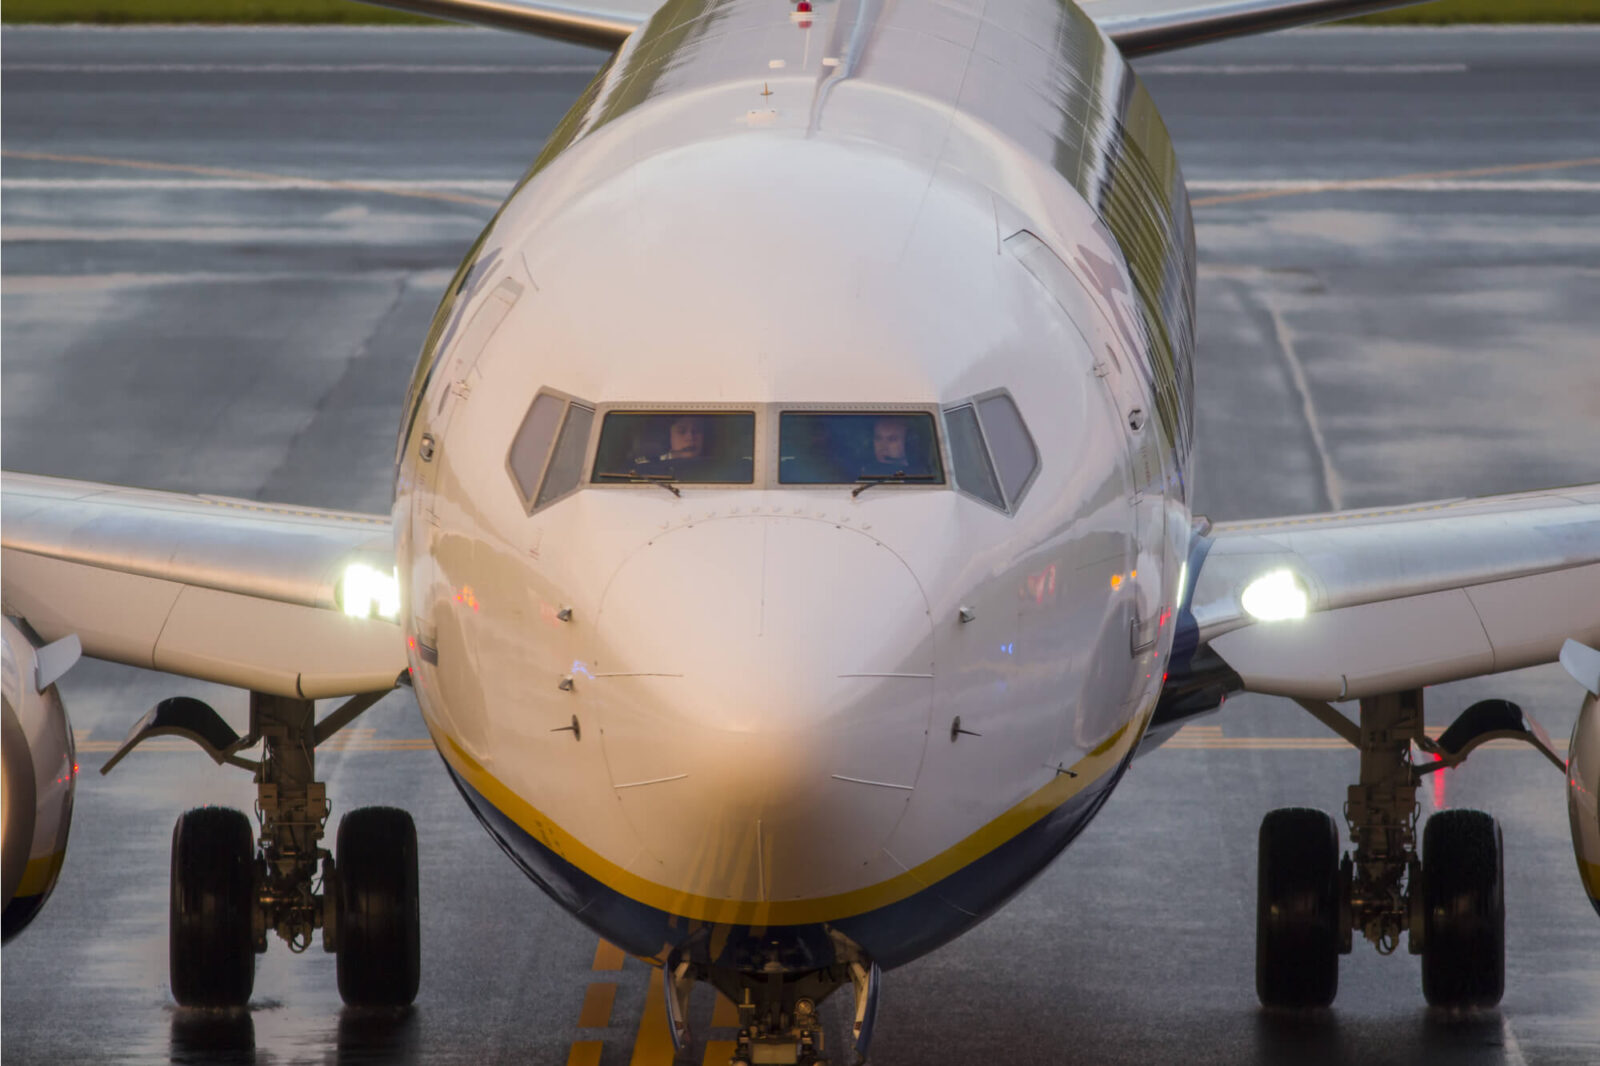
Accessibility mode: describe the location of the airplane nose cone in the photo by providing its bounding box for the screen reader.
[590,516,934,905]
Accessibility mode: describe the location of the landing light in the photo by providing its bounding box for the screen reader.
[341,564,400,621]
[1240,569,1308,622]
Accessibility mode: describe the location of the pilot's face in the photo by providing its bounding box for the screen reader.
[669,418,704,458]
[873,421,907,463]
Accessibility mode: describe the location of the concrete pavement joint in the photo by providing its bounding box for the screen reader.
[1191,156,1600,207]
[0,149,503,208]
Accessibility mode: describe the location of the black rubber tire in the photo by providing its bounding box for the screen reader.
[336,806,420,1007]
[1421,809,1504,1008]
[1256,807,1342,1008]
[170,806,256,1008]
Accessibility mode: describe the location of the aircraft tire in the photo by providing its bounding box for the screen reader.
[335,806,420,1007]
[1421,809,1504,1008]
[1256,807,1340,1008]
[170,806,256,1008]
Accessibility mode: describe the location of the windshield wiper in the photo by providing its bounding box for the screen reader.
[851,472,940,498]
[597,471,682,497]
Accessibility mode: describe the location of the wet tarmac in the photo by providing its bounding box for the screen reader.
[3,23,1598,1066]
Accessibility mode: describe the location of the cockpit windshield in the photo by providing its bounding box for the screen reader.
[778,412,945,485]
[591,411,756,484]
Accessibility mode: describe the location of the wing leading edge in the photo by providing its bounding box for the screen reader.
[1079,0,1434,57]
[1,473,406,699]
[347,0,1434,56]
[1181,484,1600,703]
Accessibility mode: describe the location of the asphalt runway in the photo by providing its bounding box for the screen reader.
[4,22,1599,1066]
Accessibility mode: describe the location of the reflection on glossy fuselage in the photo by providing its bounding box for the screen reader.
[395,0,1191,973]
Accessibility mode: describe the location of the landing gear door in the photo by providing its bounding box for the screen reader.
[407,276,524,657]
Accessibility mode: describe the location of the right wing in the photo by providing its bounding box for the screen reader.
[1180,483,1600,703]
[1,473,406,700]
[1079,0,1432,57]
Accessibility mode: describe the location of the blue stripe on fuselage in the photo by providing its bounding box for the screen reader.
[441,751,1130,972]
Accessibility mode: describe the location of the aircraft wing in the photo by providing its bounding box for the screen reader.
[1181,484,1600,703]
[0,473,406,700]
[1079,0,1432,57]
[349,0,1431,55]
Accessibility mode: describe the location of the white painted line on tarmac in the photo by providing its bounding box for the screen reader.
[1141,63,1466,74]
[1188,179,1600,194]
[2,177,514,193]
[1264,294,1342,512]
[5,62,597,74]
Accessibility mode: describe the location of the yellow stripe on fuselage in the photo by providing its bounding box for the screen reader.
[426,708,1147,927]
[1580,857,1600,902]
[14,850,65,899]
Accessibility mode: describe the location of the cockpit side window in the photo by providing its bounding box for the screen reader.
[537,403,595,508]
[942,390,1039,514]
[943,405,1003,509]
[591,412,756,485]
[777,412,945,485]
[507,390,596,513]
[977,393,1039,506]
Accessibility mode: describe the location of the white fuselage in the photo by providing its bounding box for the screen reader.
[394,0,1194,972]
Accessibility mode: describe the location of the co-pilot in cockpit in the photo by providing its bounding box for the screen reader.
[593,411,757,484]
[777,411,942,485]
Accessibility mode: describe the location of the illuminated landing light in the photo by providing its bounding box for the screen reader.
[341,563,400,621]
[1240,569,1309,622]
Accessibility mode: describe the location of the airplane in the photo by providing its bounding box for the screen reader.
[3,0,1599,1060]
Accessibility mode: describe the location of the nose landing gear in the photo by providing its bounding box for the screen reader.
[668,954,880,1066]
[1255,689,1557,1010]
[107,686,416,1009]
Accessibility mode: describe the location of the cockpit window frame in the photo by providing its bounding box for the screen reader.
[505,386,596,515]
[508,400,961,507]
[941,388,1040,516]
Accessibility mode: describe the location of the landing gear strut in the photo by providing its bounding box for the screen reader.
[1256,689,1557,1010]
[664,952,880,1066]
[106,685,415,1009]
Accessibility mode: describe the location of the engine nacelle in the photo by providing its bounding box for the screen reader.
[2,616,79,941]
[1563,641,1600,919]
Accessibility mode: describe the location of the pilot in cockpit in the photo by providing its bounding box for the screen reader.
[663,415,705,462]
[634,414,715,476]
[857,416,913,477]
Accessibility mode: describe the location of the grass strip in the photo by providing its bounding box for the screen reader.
[1349,0,1600,23]
[1,0,443,23]
[2,0,1597,24]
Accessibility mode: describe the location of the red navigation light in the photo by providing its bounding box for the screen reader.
[796,1,812,9]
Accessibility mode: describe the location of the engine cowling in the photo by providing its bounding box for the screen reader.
[1563,641,1600,919]
[2,616,79,941]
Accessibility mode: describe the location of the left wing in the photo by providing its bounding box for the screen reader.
[1174,483,1600,705]
[1,473,406,700]
[347,0,1432,56]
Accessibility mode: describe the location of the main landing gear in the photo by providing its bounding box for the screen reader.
[1256,690,1558,1010]
[104,687,416,1009]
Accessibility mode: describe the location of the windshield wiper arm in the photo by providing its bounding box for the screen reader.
[851,472,940,498]
[597,471,681,497]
